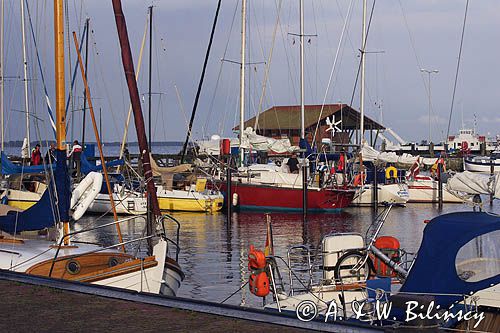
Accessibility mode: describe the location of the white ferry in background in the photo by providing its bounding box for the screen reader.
[446,128,498,153]
[379,127,498,154]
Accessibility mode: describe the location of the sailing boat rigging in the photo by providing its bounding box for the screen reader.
[0,0,183,296]
[218,0,355,212]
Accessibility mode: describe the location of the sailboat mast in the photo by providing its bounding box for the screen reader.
[53,0,70,245]
[360,0,366,146]
[54,0,66,150]
[148,5,153,151]
[239,0,246,165]
[81,18,89,147]
[299,0,305,140]
[112,0,160,216]
[21,0,30,152]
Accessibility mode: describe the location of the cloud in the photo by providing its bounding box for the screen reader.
[417,115,446,125]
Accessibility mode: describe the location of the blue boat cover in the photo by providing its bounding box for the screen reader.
[80,153,124,175]
[400,211,500,306]
[0,150,70,233]
[1,152,55,175]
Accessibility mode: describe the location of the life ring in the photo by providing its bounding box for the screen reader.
[71,172,103,221]
[385,166,397,180]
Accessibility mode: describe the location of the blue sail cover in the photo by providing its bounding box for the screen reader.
[1,152,55,175]
[80,153,124,175]
[0,150,70,233]
[399,211,500,306]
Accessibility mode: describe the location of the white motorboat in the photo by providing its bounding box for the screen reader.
[464,151,500,173]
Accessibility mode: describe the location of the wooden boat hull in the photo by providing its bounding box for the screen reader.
[0,237,183,296]
[220,182,355,211]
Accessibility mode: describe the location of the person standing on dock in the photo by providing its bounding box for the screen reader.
[30,144,42,166]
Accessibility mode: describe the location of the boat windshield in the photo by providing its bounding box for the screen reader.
[455,229,500,283]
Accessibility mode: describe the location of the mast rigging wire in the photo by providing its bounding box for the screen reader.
[311,0,354,148]
[202,0,238,138]
[180,0,222,163]
[446,0,470,141]
[346,0,376,145]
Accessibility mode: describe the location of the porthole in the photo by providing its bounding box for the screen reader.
[66,260,81,275]
[109,257,120,267]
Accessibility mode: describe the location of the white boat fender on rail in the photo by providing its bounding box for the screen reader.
[71,172,103,221]
[232,193,238,207]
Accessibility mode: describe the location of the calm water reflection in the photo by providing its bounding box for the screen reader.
[75,199,499,308]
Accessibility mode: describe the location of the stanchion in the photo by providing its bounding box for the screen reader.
[373,164,378,209]
[226,167,232,222]
[438,163,443,208]
[302,163,308,222]
[490,158,494,205]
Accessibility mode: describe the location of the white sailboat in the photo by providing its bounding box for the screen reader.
[0,0,183,296]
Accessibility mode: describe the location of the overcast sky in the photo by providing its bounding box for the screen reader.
[2,0,499,145]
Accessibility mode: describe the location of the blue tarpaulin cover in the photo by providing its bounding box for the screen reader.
[1,152,54,175]
[399,211,500,306]
[80,153,124,175]
[0,150,71,233]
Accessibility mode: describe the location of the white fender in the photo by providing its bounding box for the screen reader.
[232,193,238,207]
[71,172,103,220]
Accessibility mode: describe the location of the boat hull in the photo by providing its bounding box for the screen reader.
[0,189,43,210]
[157,188,223,212]
[351,183,409,206]
[0,237,183,296]
[407,179,464,203]
[221,182,355,211]
[87,193,147,215]
[464,157,500,173]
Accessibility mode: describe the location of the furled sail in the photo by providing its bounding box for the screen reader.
[198,127,299,155]
[361,144,440,166]
[447,171,500,199]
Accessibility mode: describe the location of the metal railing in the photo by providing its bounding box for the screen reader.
[159,214,181,262]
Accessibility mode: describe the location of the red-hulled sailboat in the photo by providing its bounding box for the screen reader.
[220,0,355,212]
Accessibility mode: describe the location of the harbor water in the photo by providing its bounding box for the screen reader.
[74,200,500,308]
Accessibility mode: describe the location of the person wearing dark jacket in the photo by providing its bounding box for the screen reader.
[45,143,57,164]
[286,153,300,174]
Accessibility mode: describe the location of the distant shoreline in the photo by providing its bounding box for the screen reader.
[1,141,184,147]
